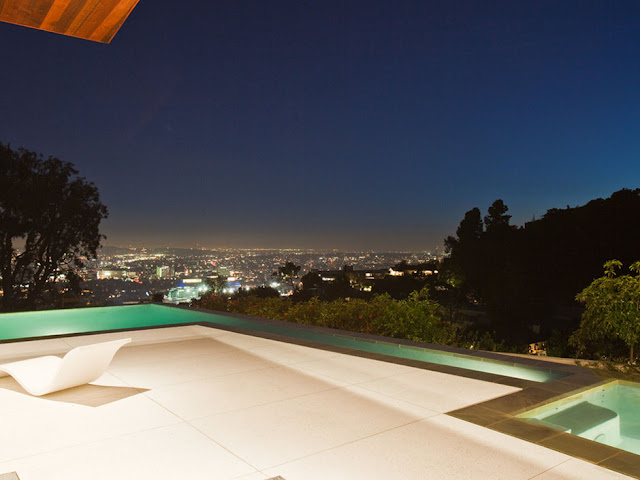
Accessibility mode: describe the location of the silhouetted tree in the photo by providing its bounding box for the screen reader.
[393,260,410,271]
[205,275,228,293]
[272,261,301,293]
[234,286,280,299]
[151,292,165,302]
[324,271,354,300]
[301,270,322,291]
[443,207,483,292]
[273,261,301,279]
[0,143,108,311]
[480,199,519,321]
[484,199,512,233]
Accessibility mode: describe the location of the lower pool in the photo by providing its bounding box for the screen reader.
[0,304,564,383]
[518,380,640,455]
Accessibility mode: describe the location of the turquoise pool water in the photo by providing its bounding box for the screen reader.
[0,304,563,383]
[519,381,640,455]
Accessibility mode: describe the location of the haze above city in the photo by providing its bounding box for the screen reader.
[2,1,640,250]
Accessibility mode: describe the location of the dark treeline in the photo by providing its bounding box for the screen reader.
[443,189,640,349]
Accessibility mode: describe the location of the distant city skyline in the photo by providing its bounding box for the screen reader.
[2,1,639,250]
[99,226,448,252]
[98,243,441,254]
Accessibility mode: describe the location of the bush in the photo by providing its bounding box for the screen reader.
[571,260,640,362]
[196,287,466,347]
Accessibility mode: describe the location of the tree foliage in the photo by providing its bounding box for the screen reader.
[442,189,640,342]
[234,286,280,299]
[444,206,484,291]
[195,286,507,350]
[205,275,228,293]
[0,144,108,311]
[571,260,640,362]
[197,286,460,345]
[484,199,512,233]
[443,200,520,327]
[301,270,322,290]
[273,261,301,279]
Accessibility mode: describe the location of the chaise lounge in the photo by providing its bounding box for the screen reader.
[0,338,131,396]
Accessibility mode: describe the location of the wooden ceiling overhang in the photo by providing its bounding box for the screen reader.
[0,0,140,43]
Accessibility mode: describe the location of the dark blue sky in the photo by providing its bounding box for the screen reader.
[2,1,640,250]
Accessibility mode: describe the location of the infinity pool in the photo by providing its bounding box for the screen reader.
[0,304,564,383]
[519,380,640,455]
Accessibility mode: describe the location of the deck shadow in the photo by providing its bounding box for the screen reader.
[0,376,149,407]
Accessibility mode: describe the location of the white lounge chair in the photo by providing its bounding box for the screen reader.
[0,338,131,396]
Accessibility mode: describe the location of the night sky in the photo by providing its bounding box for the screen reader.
[2,1,640,250]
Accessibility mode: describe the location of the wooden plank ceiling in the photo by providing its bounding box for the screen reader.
[0,0,140,43]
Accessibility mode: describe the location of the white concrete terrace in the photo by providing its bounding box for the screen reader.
[0,325,633,480]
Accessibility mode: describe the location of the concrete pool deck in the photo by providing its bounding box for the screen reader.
[0,325,635,479]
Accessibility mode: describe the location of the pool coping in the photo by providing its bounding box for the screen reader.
[1,303,639,477]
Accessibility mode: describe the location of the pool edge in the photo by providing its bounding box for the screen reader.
[448,377,640,479]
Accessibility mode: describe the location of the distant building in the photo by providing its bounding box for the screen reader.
[156,265,174,279]
[389,263,438,277]
[314,267,387,292]
[163,281,208,304]
[97,269,126,280]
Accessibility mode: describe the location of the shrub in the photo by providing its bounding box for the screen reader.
[571,260,640,363]
[196,287,463,347]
